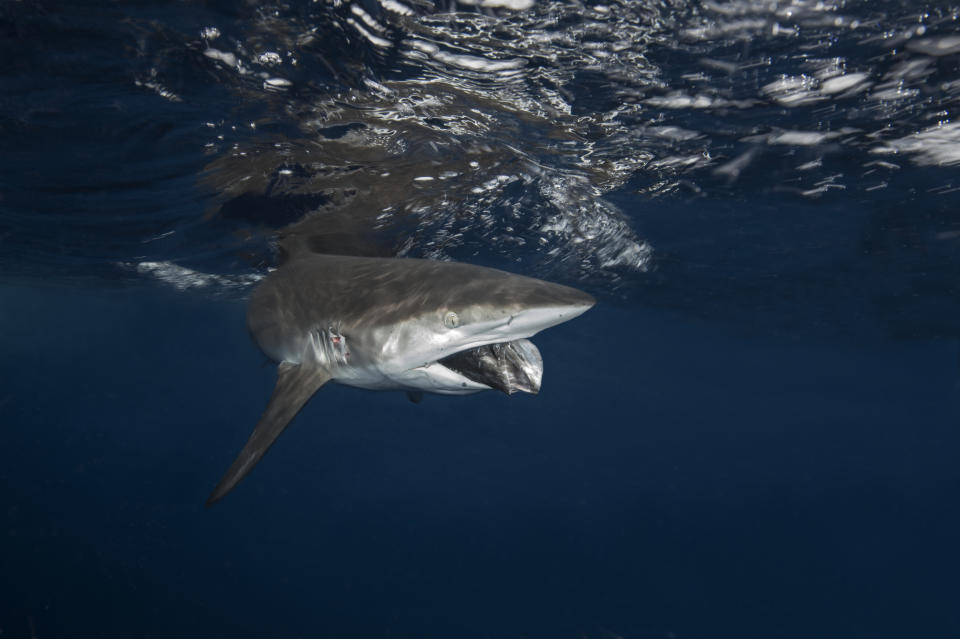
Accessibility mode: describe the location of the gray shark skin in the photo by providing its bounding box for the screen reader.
[207,254,595,504]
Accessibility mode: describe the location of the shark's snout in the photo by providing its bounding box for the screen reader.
[559,286,596,310]
[509,282,595,335]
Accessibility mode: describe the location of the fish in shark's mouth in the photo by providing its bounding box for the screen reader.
[438,338,543,395]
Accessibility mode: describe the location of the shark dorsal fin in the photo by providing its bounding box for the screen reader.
[207,362,331,505]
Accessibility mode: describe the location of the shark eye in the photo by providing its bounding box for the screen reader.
[443,311,460,329]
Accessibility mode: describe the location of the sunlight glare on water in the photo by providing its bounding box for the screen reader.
[1,0,959,325]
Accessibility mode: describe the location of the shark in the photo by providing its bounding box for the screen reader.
[207,253,595,504]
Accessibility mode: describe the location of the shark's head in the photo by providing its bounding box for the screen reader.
[250,255,595,395]
[336,259,596,394]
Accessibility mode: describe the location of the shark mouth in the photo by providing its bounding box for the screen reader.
[438,339,544,395]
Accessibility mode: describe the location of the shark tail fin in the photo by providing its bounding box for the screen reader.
[206,362,331,505]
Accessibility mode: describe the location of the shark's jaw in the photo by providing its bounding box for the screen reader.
[383,338,540,396]
[379,302,592,395]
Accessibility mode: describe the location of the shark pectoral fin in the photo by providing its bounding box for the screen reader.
[206,362,332,506]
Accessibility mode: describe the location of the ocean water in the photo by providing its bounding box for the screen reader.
[2,1,960,637]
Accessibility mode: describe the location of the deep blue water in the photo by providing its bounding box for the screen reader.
[3,1,960,638]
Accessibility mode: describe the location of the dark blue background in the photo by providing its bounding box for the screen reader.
[2,278,958,638]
